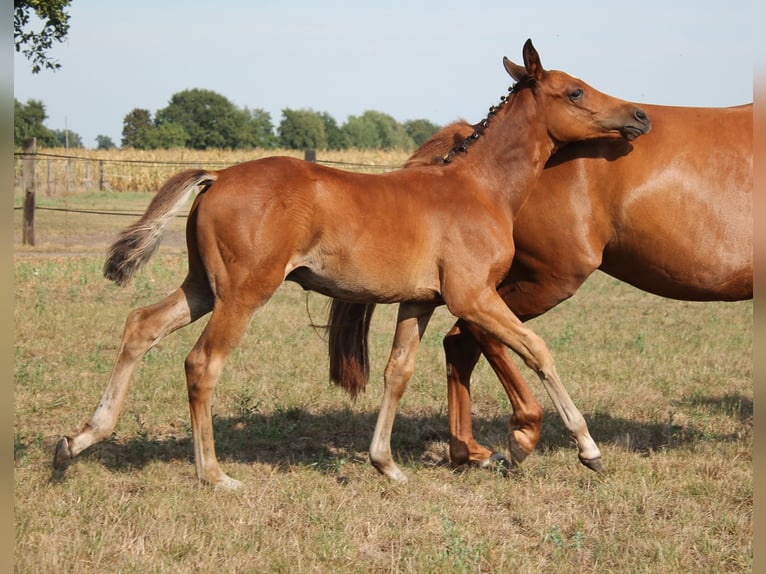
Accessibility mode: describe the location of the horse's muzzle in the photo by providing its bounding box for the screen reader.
[620,108,652,140]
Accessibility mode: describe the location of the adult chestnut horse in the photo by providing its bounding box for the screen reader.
[329,102,751,471]
[53,40,650,488]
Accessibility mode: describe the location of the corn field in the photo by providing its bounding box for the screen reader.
[13,147,412,196]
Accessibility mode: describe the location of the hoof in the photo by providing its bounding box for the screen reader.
[371,459,409,483]
[212,476,245,491]
[508,437,532,466]
[384,468,409,483]
[579,455,604,473]
[474,452,512,477]
[53,437,73,469]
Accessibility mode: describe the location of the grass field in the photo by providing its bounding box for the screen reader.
[14,189,752,572]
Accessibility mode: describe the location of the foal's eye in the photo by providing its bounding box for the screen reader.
[569,88,584,101]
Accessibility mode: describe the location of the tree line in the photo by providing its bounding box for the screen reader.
[15,88,441,152]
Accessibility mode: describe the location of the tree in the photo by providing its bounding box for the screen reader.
[241,108,278,149]
[96,135,116,150]
[53,128,82,148]
[342,110,414,150]
[14,98,58,147]
[155,89,249,149]
[14,0,72,73]
[404,119,441,147]
[342,114,379,149]
[319,111,348,150]
[121,108,154,149]
[150,122,189,149]
[278,109,328,150]
[121,108,188,149]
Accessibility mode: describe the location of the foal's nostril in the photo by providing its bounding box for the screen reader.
[634,108,648,123]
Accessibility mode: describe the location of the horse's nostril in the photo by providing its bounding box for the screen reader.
[635,109,648,123]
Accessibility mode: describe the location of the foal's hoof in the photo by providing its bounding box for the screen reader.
[579,455,604,473]
[476,452,512,477]
[212,476,245,491]
[53,437,73,469]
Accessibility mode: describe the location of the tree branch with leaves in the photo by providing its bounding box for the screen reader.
[14,0,72,73]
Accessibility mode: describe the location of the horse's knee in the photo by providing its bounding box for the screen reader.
[184,348,221,399]
[384,354,416,387]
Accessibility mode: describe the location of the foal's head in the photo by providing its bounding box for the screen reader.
[504,39,651,147]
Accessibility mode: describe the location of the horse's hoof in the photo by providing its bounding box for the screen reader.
[474,452,512,477]
[53,437,73,469]
[579,455,604,473]
[508,437,532,466]
[384,468,409,483]
[212,476,245,491]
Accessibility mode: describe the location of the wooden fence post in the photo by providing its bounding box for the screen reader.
[22,137,36,246]
[304,149,316,162]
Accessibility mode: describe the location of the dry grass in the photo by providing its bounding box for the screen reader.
[14,190,752,572]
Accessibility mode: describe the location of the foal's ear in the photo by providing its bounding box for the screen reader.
[503,57,526,82]
[522,39,543,79]
[503,39,543,82]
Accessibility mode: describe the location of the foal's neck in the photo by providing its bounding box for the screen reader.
[467,89,555,214]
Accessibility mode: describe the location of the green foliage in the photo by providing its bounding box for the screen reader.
[343,110,414,150]
[155,89,252,150]
[22,83,437,151]
[121,107,188,150]
[242,108,279,149]
[404,118,441,147]
[278,108,328,150]
[52,128,82,148]
[14,0,71,73]
[121,108,153,149]
[14,98,83,148]
[319,111,348,150]
[14,98,58,147]
[95,135,116,150]
[121,96,276,151]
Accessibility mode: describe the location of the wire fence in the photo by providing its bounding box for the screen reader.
[13,144,410,247]
[13,148,403,197]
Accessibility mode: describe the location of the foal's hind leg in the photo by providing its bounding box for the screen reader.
[183,295,265,490]
[54,280,213,468]
[449,289,602,471]
[368,303,434,482]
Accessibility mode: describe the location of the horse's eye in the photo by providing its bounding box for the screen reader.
[569,88,584,101]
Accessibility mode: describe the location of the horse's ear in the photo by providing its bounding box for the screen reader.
[522,38,543,80]
[504,39,543,82]
[503,57,527,82]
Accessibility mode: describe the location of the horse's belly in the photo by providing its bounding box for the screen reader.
[284,265,442,305]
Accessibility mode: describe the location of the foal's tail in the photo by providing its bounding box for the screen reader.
[327,300,377,399]
[103,169,217,286]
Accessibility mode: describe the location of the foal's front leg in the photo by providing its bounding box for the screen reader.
[368,303,434,482]
[444,319,543,468]
[449,289,603,471]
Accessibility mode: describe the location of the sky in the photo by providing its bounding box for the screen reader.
[13,0,755,148]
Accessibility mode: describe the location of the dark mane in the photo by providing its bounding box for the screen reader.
[406,83,525,167]
[404,121,476,167]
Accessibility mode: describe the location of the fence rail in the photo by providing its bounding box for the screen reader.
[14,140,409,246]
[13,146,402,195]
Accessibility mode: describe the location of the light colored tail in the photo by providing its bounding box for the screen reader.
[103,169,217,286]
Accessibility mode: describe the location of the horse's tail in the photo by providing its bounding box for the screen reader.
[328,300,377,399]
[103,169,217,286]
